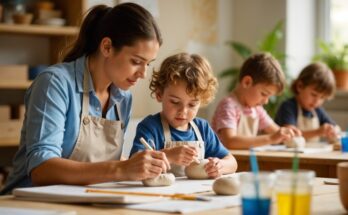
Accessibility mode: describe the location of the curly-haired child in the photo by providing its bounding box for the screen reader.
[130,53,237,178]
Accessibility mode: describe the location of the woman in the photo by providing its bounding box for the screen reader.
[1,3,169,194]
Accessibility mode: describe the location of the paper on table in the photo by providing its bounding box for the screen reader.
[254,142,333,154]
[88,177,215,194]
[126,194,241,213]
[13,185,162,204]
[0,206,76,215]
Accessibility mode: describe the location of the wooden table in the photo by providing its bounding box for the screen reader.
[231,150,348,178]
[0,178,345,214]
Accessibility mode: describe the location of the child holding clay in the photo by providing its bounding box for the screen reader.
[130,53,237,178]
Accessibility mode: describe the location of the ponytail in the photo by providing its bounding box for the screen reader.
[63,5,110,62]
[63,3,162,62]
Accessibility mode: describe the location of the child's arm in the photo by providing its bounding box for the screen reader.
[300,123,340,140]
[204,154,237,178]
[161,146,198,166]
[217,124,296,149]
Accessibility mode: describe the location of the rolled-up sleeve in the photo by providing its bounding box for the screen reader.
[25,72,69,174]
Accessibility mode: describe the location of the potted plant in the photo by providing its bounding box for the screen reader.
[313,41,348,90]
[219,21,290,117]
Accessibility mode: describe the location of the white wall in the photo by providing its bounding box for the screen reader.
[286,0,317,79]
[232,0,286,65]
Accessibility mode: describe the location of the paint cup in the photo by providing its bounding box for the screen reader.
[239,172,275,215]
[275,170,315,215]
[337,162,348,211]
[340,132,348,153]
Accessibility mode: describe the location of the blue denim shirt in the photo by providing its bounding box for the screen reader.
[1,56,132,194]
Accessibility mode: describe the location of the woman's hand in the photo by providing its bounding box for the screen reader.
[123,150,170,181]
[162,145,198,166]
[204,157,223,179]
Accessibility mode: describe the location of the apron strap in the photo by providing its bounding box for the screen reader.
[160,115,172,142]
[190,121,203,142]
[82,57,90,116]
[114,102,124,129]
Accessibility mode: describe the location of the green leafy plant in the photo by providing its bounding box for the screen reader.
[313,41,348,71]
[219,21,290,117]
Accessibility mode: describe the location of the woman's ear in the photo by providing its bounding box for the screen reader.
[240,75,253,88]
[100,37,113,57]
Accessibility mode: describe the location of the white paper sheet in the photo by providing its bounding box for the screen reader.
[254,142,333,154]
[126,194,241,213]
[88,177,215,194]
[0,207,76,215]
[13,174,242,213]
[13,185,162,204]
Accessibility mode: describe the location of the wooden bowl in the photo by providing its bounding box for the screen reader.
[36,1,54,10]
[12,13,33,25]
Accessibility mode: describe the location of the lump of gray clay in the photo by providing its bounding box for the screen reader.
[284,136,306,148]
[213,176,240,195]
[142,173,175,187]
[184,159,209,179]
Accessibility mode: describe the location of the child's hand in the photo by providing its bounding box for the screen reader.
[163,145,198,166]
[270,127,295,144]
[204,157,223,179]
[284,125,302,136]
[320,123,340,139]
[125,150,170,181]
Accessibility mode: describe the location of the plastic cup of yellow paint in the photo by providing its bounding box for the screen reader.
[275,170,315,215]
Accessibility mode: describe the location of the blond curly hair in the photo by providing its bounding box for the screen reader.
[150,53,217,105]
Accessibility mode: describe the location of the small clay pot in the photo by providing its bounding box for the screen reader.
[338,162,348,211]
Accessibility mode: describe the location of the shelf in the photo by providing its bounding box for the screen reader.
[0,80,32,89]
[0,24,79,36]
[0,137,20,147]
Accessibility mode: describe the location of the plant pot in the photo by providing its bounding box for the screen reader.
[333,69,348,91]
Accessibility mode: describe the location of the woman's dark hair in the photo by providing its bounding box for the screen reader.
[63,3,162,62]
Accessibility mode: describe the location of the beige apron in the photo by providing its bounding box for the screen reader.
[232,93,259,137]
[297,105,320,142]
[69,58,124,162]
[161,116,205,176]
[236,109,259,137]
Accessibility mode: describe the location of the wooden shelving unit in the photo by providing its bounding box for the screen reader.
[0,24,79,36]
[0,0,87,151]
[0,80,32,90]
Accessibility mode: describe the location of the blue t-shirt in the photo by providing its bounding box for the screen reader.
[1,56,132,194]
[275,97,335,127]
[129,113,229,159]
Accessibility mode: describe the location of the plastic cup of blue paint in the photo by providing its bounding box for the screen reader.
[239,172,275,215]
